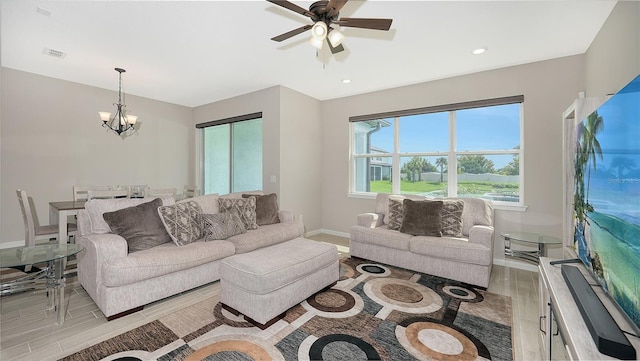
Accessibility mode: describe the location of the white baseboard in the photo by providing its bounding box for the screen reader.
[0,240,25,249]
[305,229,350,238]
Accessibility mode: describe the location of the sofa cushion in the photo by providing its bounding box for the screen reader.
[350,225,413,251]
[440,199,464,237]
[376,193,425,225]
[387,197,404,231]
[85,196,175,234]
[227,221,304,254]
[399,199,443,236]
[102,198,172,253]
[101,240,236,287]
[219,197,258,230]
[157,201,203,246]
[202,212,246,241]
[242,193,280,226]
[179,193,219,214]
[409,236,492,266]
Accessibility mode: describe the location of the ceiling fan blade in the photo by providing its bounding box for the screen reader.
[336,17,393,31]
[326,0,348,18]
[327,39,345,54]
[266,0,315,18]
[271,24,313,42]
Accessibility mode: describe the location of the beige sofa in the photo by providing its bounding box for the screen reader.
[76,192,304,319]
[350,194,495,288]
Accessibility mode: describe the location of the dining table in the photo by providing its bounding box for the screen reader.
[49,200,86,244]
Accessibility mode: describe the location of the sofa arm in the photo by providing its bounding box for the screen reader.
[278,210,294,223]
[357,213,384,228]
[77,233,128,298]
[468,225,495,250]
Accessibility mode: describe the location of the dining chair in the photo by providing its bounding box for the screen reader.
[182,185,199,198]
[17,190,78,270]
[145,187,178,198]
[87,189,130,200]
[73,185,110,201]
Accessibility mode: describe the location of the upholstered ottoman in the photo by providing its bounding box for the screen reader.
[220,237,339,328]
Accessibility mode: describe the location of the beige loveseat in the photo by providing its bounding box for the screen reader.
[76,192,304,319]
[350,194,495,288]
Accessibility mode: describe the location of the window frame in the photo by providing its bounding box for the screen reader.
[348,96,526,210]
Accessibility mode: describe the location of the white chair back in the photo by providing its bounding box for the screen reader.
[145,187,177,197]
[73,186,110,201]
[16,189,37,247]
[87,189,130,200]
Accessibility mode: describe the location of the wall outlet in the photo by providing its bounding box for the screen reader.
[270,175,277,183]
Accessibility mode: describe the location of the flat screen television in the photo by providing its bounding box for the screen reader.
[572,74,640,334]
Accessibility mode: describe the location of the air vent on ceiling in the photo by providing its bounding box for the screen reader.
[42,47,66,59]
[36,7,51,17]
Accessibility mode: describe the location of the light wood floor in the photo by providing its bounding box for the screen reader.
[0,234,542,360]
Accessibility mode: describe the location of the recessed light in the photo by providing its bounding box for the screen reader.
[472,47,487,55]
[36,6,51,17]
[341,79,351,84]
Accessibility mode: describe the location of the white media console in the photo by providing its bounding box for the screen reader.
[538,257,640,360]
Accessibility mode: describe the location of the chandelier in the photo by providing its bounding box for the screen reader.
[99,68,138,136]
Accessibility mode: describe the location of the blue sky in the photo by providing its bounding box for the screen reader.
[370,103,521,169]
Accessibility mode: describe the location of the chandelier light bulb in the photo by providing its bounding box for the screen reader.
[309,36,324,49]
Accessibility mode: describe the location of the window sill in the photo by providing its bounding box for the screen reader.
[347,192,528,212]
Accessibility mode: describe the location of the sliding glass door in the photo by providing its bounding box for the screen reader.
[203,117,262,195]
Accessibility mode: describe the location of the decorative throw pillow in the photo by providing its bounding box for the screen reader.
[440,199,465,237]
[202,212,246,241]
[218,197,258,230]
[103,198,171,253]
[387,197,404,231]
[242,193,280,226]
[157,201,203,246]
[399,199,443,237]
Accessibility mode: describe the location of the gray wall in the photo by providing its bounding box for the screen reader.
[1,68,193,245]
[585,1,640,97]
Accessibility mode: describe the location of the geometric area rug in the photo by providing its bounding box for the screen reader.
[61,257,513,361]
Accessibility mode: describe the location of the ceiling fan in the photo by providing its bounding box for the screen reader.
[267,0,393,54]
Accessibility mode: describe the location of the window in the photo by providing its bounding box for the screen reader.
[350,96,523,204]
[197,113,262,195]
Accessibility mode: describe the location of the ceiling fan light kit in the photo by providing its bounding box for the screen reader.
[267,0,392,55]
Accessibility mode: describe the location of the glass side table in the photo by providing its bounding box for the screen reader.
[501,232,562,264]
[0,243,84,325]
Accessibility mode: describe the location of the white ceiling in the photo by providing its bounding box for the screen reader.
[1,0,616,107]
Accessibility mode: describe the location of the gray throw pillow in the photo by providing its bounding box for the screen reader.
[387,198,404,231]
[441,199,464,237]
[399,199,443,237]
[202,212,246,241]
[218,197,258,230]
[103,198,171,253]
[157,201,203,246]
[242,193,280,226]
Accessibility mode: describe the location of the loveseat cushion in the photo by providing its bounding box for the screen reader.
[226,221,304,254]
[409,236,492,266]
[101,239,235,287]
[350,225,413,251]
[242,193,280,226]
[399,199,443,236]
[458,198,493,236]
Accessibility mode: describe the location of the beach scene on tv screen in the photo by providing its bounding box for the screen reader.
[573,74,640,330]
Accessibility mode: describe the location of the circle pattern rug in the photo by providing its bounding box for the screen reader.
[61,257,513,361]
